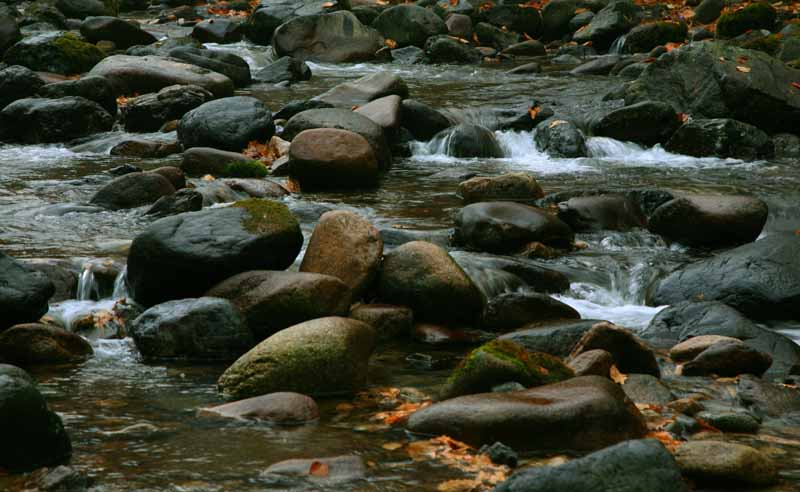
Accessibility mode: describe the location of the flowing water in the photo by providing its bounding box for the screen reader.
[1,36,800,490]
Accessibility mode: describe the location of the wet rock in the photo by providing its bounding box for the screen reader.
[400,99,451,141]
[130,297,252,360]
[651,234,800,321]
[127,199,303,307]
[458,172,544,204]
[441,339,574,399]
[200,392,318,423]
[167,46,252,87]
[647,194,768,248]
[0,324,93,365]
[218,316,376,398]
[0,96,112,143]
[262,455,366,483]
[109,138,180,158]
[38,75,116,117]
[682,341,772,377]
[390,45,425,64]
[569,10,594,32]
[474,22,519,50]
[534,119,587,158]
[355,94,401,130]
[254,56,311,84]
[424,35,482,64]
[716,2,776,39]
[207,270,351,342]
[507,61,542,74]
[349,304,413,340]
[572,0,640,51]
[180,147,258,177]
[593,101,680,146]
[674,441,778,487]
[622,374,674,405]
[696,411,760,433]
[378,241,484,324]
[502,40,546,57]
[446,13,472,39]
[122,84,212,132]
[773,132,800,158]
[221,178,288,199]
[413,322,490,345]
[315,71,408,108]
[737,374,800,418]
[0,364,71,471]
[273,100,332,121]
[80,16,156,49]
[273,11,383,63]
[455,202,574,253]
[300,210,382,298]
[288,128,379,190]
[243,1,296,45]
[192,18,243,44]
[693,0,723,24]
[571,322,660,377]
[479,442,518,467]
[178,96,275,152]
[669,335,742,362]
[664,118,774,159]
[500,319,607,357]
[624,41,800,135]
[430,122,504,158]
[3,31,104,75]
[20,259,79,303]
[0,252,55,331]
[56,0,116,18]
[33,465,92,492]
[482,292,580,332]
[0,65,44,110]
[541,0,579,41]
[569,54,621,76]
[90,172,176,210]
[557,194,645,232]
[624,21,687,54]
[568,348,613,377]
[408,376,646,450]
[373,4,445,48]
[145,188,204,218]
[0,10,21,57]
[89,55,234,98]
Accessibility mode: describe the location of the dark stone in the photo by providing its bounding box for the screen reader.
[0,324,93,365]
[568,348,613,377]
[482,292,580,332]
[37,75,116,117]
[192,18,244,44]
[0,252,55,331]
[621,374,674,405]
[314,71,408,108]
[390,45,425,64]
[272,11,383,63]
[274,99,333,121]
[178,96,275,152]
[400,99,451,141]
[372,4,446,48]
[90,172,175,210]
[593,101,680,146]
[145,189,203,218]
[474,22,519,50]
[534,119,586,158]
[569,54,621,76]
[499,319,609,358]
[572,0,640,51]
[624,21,687,54]
[541,0,578,41]
[664,118,774,159]
[55,0,114,19]
[20,259,78,303]
[683,341,772,377]
[479,442,518,467]
[254,56,311,84]
[0,97,112,143]
[3,31,105,75]
[693,0,723,24]
[737,374,800,418]
[0,11,21,57]
[167,46,252,87]
[716,2,776,39]
[424,35,482,64]
[557,194,645,232]
[80,16,157,49]
[429,123,504,158]
[570,322,660,377]
[200,392,318,423]
[0,65,44,111]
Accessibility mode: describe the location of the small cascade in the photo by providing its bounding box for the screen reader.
[609,35,627,55]
[111,266,128,300]
[77,267,100,301]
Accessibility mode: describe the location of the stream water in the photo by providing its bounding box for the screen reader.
[1,35,799,491]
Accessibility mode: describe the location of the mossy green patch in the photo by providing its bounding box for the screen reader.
[717,2,777,39]
[51,33,105,74]
[232,198,299,236]
[225,160,268,178]
[740,33,783,56]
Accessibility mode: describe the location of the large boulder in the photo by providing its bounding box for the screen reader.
[0,97,112,143]
[273,11,383,63]
[287,128,380,190]
[0,365,72,472]
[37,75,117,117]
[534,119,587,158]
[664,118,774,159]
[624,41,800,135]
[674,441,778,487]
[89,55,234,98]
[378,241,484,324]
[300,210,383,298]
[593,101,681,146]
[407,376,646,450]
[455,202,574,253]
[127,199,303,307]
[3,31,104,75]
[572,0,639,51]
[218,317,376,399]
[80,16,156,49]
[0,65,44,110]
[0,324,93,365]
[167,46,252,88]
[681,340,772,377]
[651,234,800,320]
[0,252,54,331]
[122,84,212,132]
[244,1,297,45]
[89,172,176,210]
[647,194,768,247]
[178,96,275,152]
[556,194,646,232]
[624,21,687,54]
[429,123,504,158]
[206,270,352,342]
[372,5,445,48]
[716,2,776,39]
[313,71,408,108]
[130,297,253,360]
[496,439,687,492]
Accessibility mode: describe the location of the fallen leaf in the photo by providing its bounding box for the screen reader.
[528,106,541,119]
[201,174,215,181]
[646,430,681,451]
[548,119,567,129]
[309,461,329,477]
[322,1,334,7]
[610,365,628,384]
[382,442,404,451]
[791,82,800,90]
[736,65,751,73]
[385,38,398,49]
[677,112,689,123]
[664,42,683,51]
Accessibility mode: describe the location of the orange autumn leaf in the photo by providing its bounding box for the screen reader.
[450,0,458,5]
[309,461,329,477]
[385,38,398,49]
[791,82,800,90]
[664,42,683,51]
[382,442,403,451]
[677,112,689,123]
[322,1,334,6]
[610,365,628,384]
[646,431,681,451]
[528,106,541,119]
[736,65,751,73]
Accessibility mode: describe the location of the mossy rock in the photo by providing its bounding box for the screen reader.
[225,160,267,178]
[716,3,776,39]
[231,198,298,236]
[788,58,800,70]
[3,31,105,75]
[624,21,688,54]
[739,33,783,56]
[441,339,574,399]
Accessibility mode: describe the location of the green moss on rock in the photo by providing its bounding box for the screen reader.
[740,33,783,55]
[225,159,268,178]
[717,3,777,39]
[4,32,105,75]
[232,198,299,236]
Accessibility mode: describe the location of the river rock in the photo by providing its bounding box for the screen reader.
[145,189,203,218]
[568,349,614,377]
[541,0,578,41]
[534,119,587,158]
[625,41,800,135]
[0,252,55,331]
[243,0,298,45]
[200,392,318,423]
[254,56,311,84]
[682,341,772,377]
[56,0,116,18]
[693,0,723,24]
[400,99,451,141]
[664,118,774,159]
[90,172,176,210]
[300,210,382,298]
[0,11,20,57]
[349,304,413,340]
[647,194,767,248]
[0,96,112,143]
[21,259,79,303]
[624,21,687,54]
[674,440,778,486]
[166,46,252,88]
[206,270,351,342]
[192,18,243,44]
[716,2,776,39]
[180,147,256,176]
[651,234,800,321]
[273,11,383,63]
[282,108,391,170]
[621,374,674,405]
[218,316,376,398]
[424,35,482,64]
[288,128,380,190]
[572,0,639,51]
[3,31,104,75]
[474,22,519,50]
[109,138,180,158]
[571,322,660,377]
[430,123,503,158]
[354,94,401,130]
[0,324,92,365]
[502,40,546,57]
[593,101,680,147]
[458,173,544,204]
[0,65,44,110]
[130,297,252,360]
[80,16,156,49]
[178,96,275,152]
[696,411,760,433]
[500,319,611,357]
[378,241,484,324]
[373,5,445,48]
[556,194,646,232]
[738,374,800,417]
[122,84,212,132]
[37,75,116,117]
[89,55,234,98]
[0,364,72,471]
[500,438,686,491]
[315,71,408,108]
[482,292,580,332]
[408,376,646,450]
[222,178,288,199]
[262,455,366,483]
[669,335,742,362]
[455,202,574,253]
[127,199,303,307]
[446,13,472,39]
[441,339,574,399]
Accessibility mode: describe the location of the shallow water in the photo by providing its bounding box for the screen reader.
[1,36,800,490]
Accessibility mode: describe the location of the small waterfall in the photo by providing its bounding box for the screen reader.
[111,266,128,300]
[609,35,627,55]
[77,267,100,301]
